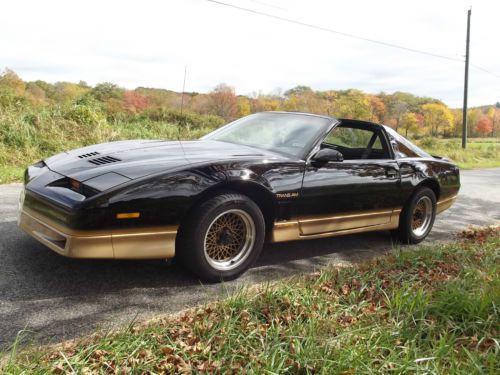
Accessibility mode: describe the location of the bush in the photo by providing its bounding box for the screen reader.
[63,104,107,127]
[140,108,225,129]
[418,136,439,148]
[0,104,223,174]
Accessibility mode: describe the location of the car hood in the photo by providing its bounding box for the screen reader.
[44,139,282,182]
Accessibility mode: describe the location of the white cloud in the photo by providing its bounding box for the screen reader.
[0,0,498,107]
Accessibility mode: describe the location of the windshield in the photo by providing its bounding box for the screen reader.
[202,112,333,158]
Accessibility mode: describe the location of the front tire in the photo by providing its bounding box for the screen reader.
[177,193,265,282]
[396,187,436,244]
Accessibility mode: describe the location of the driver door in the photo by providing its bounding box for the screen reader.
[298,124,401,235]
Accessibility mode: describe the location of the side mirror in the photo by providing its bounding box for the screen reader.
[311,148,343,166]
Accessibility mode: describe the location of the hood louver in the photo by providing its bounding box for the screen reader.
[88,156,121,165]
[78,151,100,159]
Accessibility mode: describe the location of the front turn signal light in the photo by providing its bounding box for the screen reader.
[116,212,141,219]
[69,179,81,190]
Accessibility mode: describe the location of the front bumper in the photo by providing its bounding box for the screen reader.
[19,207,177,259]
[436,194,458,214]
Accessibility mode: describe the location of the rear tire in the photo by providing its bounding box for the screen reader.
[177,193,265,282]
[396,187,436,244]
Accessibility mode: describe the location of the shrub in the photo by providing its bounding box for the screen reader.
[417,136,439,148]
[140,108,225,129]
[63,104,106,127]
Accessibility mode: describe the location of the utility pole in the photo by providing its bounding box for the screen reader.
[462,8,471,149]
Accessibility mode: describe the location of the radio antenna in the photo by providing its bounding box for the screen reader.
[178,65,188,158]
[180,65,187,116]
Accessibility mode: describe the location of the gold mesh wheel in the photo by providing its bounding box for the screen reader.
[203,209,256,271]
[411,196,433,237]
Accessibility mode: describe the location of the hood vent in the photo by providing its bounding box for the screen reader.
[88,156,121,165]
[78,151,100,159]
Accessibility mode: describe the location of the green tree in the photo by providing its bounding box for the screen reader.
[91,82,123,102]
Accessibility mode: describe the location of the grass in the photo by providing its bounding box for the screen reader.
[2,227,499,374]
[417,138,500,169]
[0,165,24,184]
[0,106,219,183]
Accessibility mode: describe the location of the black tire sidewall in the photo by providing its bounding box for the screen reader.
[179,193,265,282]
[399,187,437,244]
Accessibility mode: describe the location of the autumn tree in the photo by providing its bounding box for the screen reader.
[451,109,463,137]
[400,112,420,137]
[475,115,493,136]
[123,90,150,113]
[237,96,251,117]
[369,96,386,122]
[208,83,238,120]
[31,80,56,100]
[25,82,48,105]
[486,107,497,136]
[493,109,500,137]
[317,90,337,116]
[467,108,481,137]
[257,94,282,111]
[52,82,88,105]
[0,68,25,95]
[421,103,454,136]
[333,89,371,120]
[391,101,408,132]
[0,69,28,107]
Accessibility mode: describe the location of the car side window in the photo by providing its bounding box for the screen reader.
[392,140,419,158]
[322,126,389,160]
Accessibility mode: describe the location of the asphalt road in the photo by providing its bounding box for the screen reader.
[0,169,498,350]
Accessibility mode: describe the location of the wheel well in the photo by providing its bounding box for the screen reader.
[416,179,440,201]
[181,182,276,236]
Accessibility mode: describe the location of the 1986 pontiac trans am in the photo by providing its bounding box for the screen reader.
[19,112,459,281]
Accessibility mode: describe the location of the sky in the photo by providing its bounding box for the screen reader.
[1,0,499,107]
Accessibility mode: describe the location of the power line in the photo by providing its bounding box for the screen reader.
[247,0,286,11]
[470,64,500,79]
[206,0,463,63]
[207,1,500,82]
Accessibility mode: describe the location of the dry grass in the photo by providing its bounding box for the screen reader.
[3,227,499,374]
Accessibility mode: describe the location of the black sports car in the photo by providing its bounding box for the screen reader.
[19,112,460,281]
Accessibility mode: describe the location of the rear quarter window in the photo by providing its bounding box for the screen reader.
[384,126,431,159]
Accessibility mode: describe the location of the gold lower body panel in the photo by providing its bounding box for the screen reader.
[271,194,458,243]
[271,208,401,243]
[436,195,458,214]
[18,207,177,259]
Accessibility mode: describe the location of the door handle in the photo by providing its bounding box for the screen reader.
[386,169,398,177]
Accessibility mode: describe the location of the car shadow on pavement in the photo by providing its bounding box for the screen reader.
[0,220,401,350]
[1,221,398,303]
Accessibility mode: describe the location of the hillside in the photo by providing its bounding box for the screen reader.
[1,68,499,182]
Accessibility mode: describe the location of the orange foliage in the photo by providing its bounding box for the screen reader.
[123,90,150,113]
[475,115,493,135]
